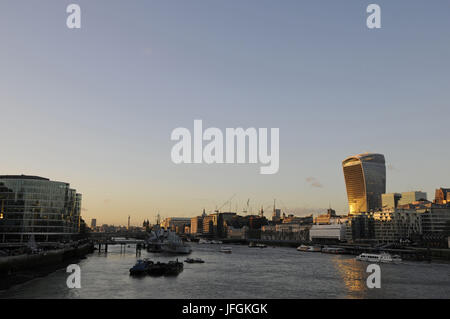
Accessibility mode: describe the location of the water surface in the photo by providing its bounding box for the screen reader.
[1,244,449,299]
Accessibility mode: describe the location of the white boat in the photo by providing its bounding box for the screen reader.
[211,240,223,244]
[198,239,211,244]
[249,242,267,248]
[356,252,402,264]
[220,246,232,254]
[297,245,321,252]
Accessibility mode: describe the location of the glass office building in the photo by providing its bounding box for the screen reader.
[342,153,386,215]
[0,175,82,243]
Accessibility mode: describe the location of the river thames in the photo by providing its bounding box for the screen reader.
[1,243,449,299]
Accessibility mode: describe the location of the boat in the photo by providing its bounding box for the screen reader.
[161,231,192,254]
[249,242,267,248]
[198,239,211,244]
[147,261,167,276]
[356,252,402,263]
[129,259,151,276]
[147,242,163,253]
[220,246,232,254]
[211,240,223,244]
[321,247,346,254]
[184,258,205,264]
[146,229,164,252]
[297,245,321,252]
[164,260,184,276]
[146,259,184,276]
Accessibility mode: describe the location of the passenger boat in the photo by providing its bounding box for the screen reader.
[220,246,232,254]
[297,245,321,252]
[356,252,402,264]
[249,242,267,248]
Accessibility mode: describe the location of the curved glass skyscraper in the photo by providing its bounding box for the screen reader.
[342,153,386,215]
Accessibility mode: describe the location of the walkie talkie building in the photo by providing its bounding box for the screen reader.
[342,153,386,215]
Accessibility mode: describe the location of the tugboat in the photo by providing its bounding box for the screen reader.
[129,259,151,276]
[184,258,205,264]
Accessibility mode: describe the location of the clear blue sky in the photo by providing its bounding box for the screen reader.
[1,1,449,225]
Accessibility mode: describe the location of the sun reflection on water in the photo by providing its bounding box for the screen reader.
[331,256,368,299]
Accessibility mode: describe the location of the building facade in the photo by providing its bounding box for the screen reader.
[0,175,82,243]
[398,191,427,207]
[202,214,219,237]
[190,216,203,235]
[382,193,402,210]
[227,226,248,239]
[342,153,386,214]
[261,224,310,242]
[373,209,422,243]
[435,188,450,205]
[309,224,347,242]
[160,217,191,232]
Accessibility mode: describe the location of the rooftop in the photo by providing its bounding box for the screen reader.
[0,175,49,181]
[342,153,385,166]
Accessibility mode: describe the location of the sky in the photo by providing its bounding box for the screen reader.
[0,1,449,225]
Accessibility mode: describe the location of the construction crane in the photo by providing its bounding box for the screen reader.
[242,198,250,215]
[215,193,237,213]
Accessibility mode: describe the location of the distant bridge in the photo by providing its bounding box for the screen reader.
[88,231,148,241]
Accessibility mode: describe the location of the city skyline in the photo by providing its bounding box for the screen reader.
[1,1,450,225]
